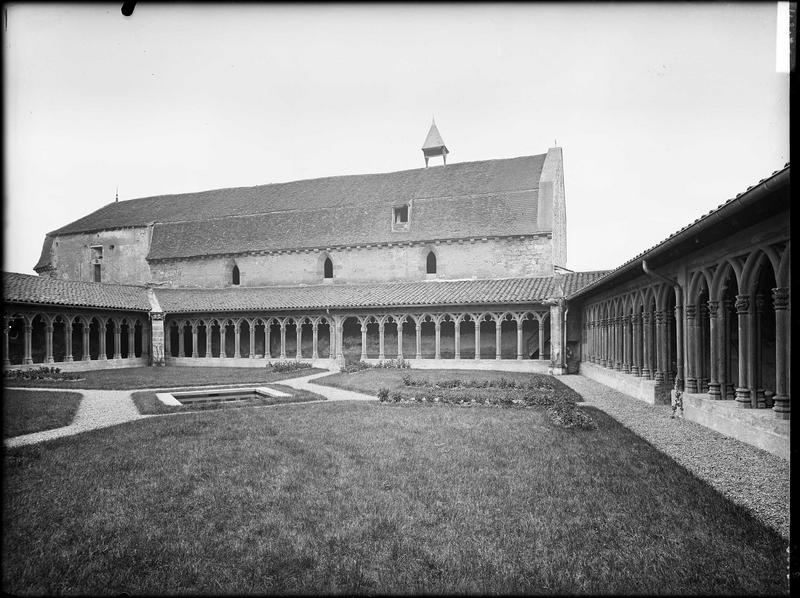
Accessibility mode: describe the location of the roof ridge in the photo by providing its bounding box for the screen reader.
[102,154,547,206]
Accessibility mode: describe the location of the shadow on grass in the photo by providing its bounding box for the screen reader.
[3,389,83,438]
[2,401,787,595]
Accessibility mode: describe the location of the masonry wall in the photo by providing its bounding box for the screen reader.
[149,236,555,287]
[537,147,566,268]
[42,227,153,284]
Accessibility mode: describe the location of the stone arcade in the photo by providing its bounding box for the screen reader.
[3,125,791,455]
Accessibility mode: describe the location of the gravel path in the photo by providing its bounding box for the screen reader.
[4,389,153,449]
[279,371,378,401]
[559,375,790,540]
[4,373,374,449]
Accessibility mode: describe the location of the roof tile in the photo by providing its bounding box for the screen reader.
[4,272,151,311]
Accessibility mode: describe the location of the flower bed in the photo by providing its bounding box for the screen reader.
[267,361,313,373]
[377,374,596,430]
[341,359,410,374]
[3,367,82,382]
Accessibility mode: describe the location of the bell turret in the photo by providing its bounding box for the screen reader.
[421,118,449,167]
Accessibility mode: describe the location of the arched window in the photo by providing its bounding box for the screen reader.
[231,265,240,285]
[324,257,333,279]
[426,251,437,274]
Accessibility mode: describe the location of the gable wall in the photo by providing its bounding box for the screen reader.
[41,227,153,285]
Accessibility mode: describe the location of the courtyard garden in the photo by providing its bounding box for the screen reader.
[2,368,787,595]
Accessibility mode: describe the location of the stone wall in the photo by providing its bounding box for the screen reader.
[148,236,555,288]
[41,227,153,284]
[539,147,567,268]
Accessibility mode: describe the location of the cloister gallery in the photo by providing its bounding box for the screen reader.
[2,130,791,455]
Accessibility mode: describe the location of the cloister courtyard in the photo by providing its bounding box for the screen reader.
[2,365,789,595]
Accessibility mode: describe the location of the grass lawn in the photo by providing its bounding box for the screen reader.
[3,390,83,438]
[3,366,324,390]
[132,384,326,415]
[2,401,786,595]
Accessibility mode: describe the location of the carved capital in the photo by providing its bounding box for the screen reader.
[150,312,164,321]
[622,315,631,325]
[685,305,697,320]
[655,310,665,324]
[735,294,750,314]
[772,287,790,311]
[706,300,719,318]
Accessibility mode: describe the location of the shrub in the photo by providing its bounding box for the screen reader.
[341,360,372,374]
[374,359,411,370]
[267,361,312,373]
[377,388,390,402]
[3,367,81,381]
[547,403,596,430]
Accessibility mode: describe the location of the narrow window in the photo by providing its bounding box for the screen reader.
[232,265,240,285]
[93,263,102,282]
[426,251,437,274]
[324,257,333,279]
[394,205,409,224]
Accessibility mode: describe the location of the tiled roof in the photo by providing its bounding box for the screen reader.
[148,191,539,260]
[3,270,608,314]
[567,163,791,300]
[3,272,151,311]
[49,155,547,260]
[154,271,609,313]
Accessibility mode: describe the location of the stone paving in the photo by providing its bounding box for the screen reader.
[278,370,377,401]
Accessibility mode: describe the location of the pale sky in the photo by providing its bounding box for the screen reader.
[3,2,790,276]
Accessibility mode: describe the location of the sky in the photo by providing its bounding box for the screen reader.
[3,2,790,276]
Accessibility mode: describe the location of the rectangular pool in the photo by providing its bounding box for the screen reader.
[156,386,292,407]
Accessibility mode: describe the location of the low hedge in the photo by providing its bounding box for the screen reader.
[341,359,411,374]
[400,374,553,391]
[378,378,595,430]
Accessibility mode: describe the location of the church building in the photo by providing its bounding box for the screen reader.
[9,123,603,374]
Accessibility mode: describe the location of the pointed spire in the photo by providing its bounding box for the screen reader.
[422,118,449,167]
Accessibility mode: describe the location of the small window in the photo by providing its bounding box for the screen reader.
[231,265,240,285]
[93,263,102,282]
[394,205,409,224]
[324,257,333,279]
[426,251,437,274]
